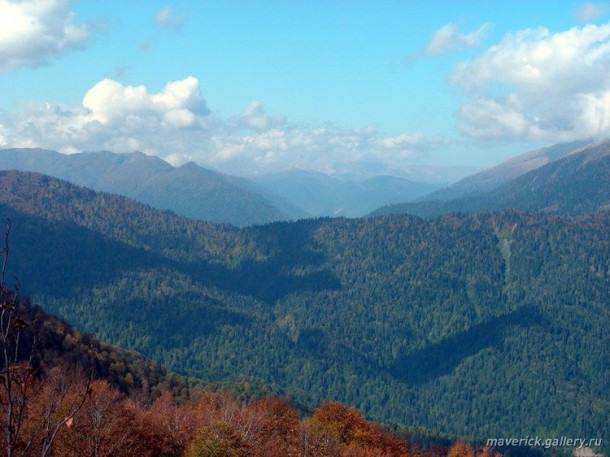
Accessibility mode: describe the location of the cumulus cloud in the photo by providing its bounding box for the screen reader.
[231,101,287,132]
[0,0,92,72]
[2,77,211,154]
[82,76,209,126]
[453,23,610,142]
[0,76,441,176]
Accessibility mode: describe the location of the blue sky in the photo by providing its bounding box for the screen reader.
[1,0,609,180]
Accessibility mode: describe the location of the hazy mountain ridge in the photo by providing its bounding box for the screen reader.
[0,170,607,446]
[0,148,292,226]
[0,148,444,224]
[371,140,610,218]
[253,168,441,217]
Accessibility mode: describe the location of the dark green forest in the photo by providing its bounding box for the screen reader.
[0,170,608,449]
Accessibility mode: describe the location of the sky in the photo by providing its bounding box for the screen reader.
[1,0,610,180]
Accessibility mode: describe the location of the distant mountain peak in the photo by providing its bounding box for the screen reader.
[371,139,610,218]
[178,160,201,170]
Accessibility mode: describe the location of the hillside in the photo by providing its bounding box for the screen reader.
[0,213,494,457]
[0,298,191,402]
[421,139,594,201]
[252,169,441,217]
[371,140,610,218]
[2,299,440,456]
[0,170,608,448]
[0,148,291,226]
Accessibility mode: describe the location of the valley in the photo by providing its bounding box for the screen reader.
[0,167,607,449]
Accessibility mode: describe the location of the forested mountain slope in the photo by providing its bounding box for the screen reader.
[1,298,191,402]
[420,139,593,201]
[0,148,291,226]
[0,170,608,447]
[3,296,446,456]
[371,140,610,218]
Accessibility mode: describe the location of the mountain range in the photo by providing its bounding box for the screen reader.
[0,148,293,226]
[0,168,607,448]
[422,139,595,201]
[0,148,440,224]
[371,139,610,218]
[252,169,441,217]
[2,139,606,225]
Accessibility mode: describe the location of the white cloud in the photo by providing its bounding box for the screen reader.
[0,0,92,72]
[0,77,442,176]
[82,77,209,127]
[577,2,609,21]
[457,97,532,140]
[453,23,610,142]
[425,22,492,56]
[3,77,211,155]
[0,124,7,147]
[232,101,287,131]
[207,126,444,175]
[141,6,186,50]
[403,22,491,66]
[155,6,186,31]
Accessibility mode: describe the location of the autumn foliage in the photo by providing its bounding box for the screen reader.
[1,368,509,457]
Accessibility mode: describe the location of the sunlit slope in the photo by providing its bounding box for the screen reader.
[372,139,609,218]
